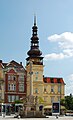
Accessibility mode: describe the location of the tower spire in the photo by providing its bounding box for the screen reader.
[27,16,42,57]
[34,14,36,26]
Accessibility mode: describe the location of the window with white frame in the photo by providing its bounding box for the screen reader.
[8,75,11,80]
[14,84,16,90]
[8,84,10,90]
[11,84,13,90]
[8,95,11,102]
[8,84,16,91]
[19,75,24,81]
[8,75,16,80]
[8,95,15,102]
[16,96,19,100]
[8,95,19,102]
[12,75,16,80]
[19,84,24,92]
[11,84,16,91]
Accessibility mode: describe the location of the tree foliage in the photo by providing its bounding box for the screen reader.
[14,100,23,104]
[61,94,73,110]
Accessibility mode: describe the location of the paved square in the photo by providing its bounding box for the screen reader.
[0,115,73,120]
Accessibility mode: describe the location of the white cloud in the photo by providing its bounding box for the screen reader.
[63,49,73,57]
[44,53,65,60]
[48,32,73,44]
[45,32,73,60]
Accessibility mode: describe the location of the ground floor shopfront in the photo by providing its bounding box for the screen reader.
[0,103,23,115]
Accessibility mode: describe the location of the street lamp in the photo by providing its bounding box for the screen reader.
[29,61,33,96]
[60,83,61,115]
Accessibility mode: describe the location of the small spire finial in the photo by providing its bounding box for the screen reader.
[34,14,36,26]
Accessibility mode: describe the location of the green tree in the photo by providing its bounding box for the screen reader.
[14,100,23,104]
[65,94,73,110]
[60,98,65,106]
[61,94,73,110]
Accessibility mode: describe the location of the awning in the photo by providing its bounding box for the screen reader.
[43,105,65,109]
[44,105,52,109]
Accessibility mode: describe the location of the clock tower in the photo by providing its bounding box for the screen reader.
[26,16,44,97]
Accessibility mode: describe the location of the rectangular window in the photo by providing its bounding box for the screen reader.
[44,86,47,93]
[51,96,54,103]
[12,95,15,102]
[8,84,10,90]
[35,76,38,80]
[51,86,54,93]
[8,95,14,102]
[11,84,13,90]
[14,84,16,91]
[58,85,61,93]
[12,75,16,80]
[8,75,16,80]
[35,72,39,80]
[11,84,16,91]
[19,75,24,81]
[0,84,1,90]
[16,96,19,100]
[8,75,11,80]
[8,95,19,102]
[8,84,16,91]
[57,96,60,101]
[8,95,11,102]
[19,84,24,92]
[13,76,16,80]
[35,88,38,94]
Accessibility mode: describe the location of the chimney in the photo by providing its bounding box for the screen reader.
[20,62,22,65]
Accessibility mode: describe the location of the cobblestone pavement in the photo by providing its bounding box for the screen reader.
[0,115,73,120]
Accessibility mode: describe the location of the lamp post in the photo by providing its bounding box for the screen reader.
[29,61,33,96]
[60,83,61,115]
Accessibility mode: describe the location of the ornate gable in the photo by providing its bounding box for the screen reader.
[7,69,17,74]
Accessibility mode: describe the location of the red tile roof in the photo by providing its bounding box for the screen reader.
[43,77,65,84]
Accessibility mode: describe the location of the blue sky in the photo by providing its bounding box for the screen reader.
[0,0,73,95]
